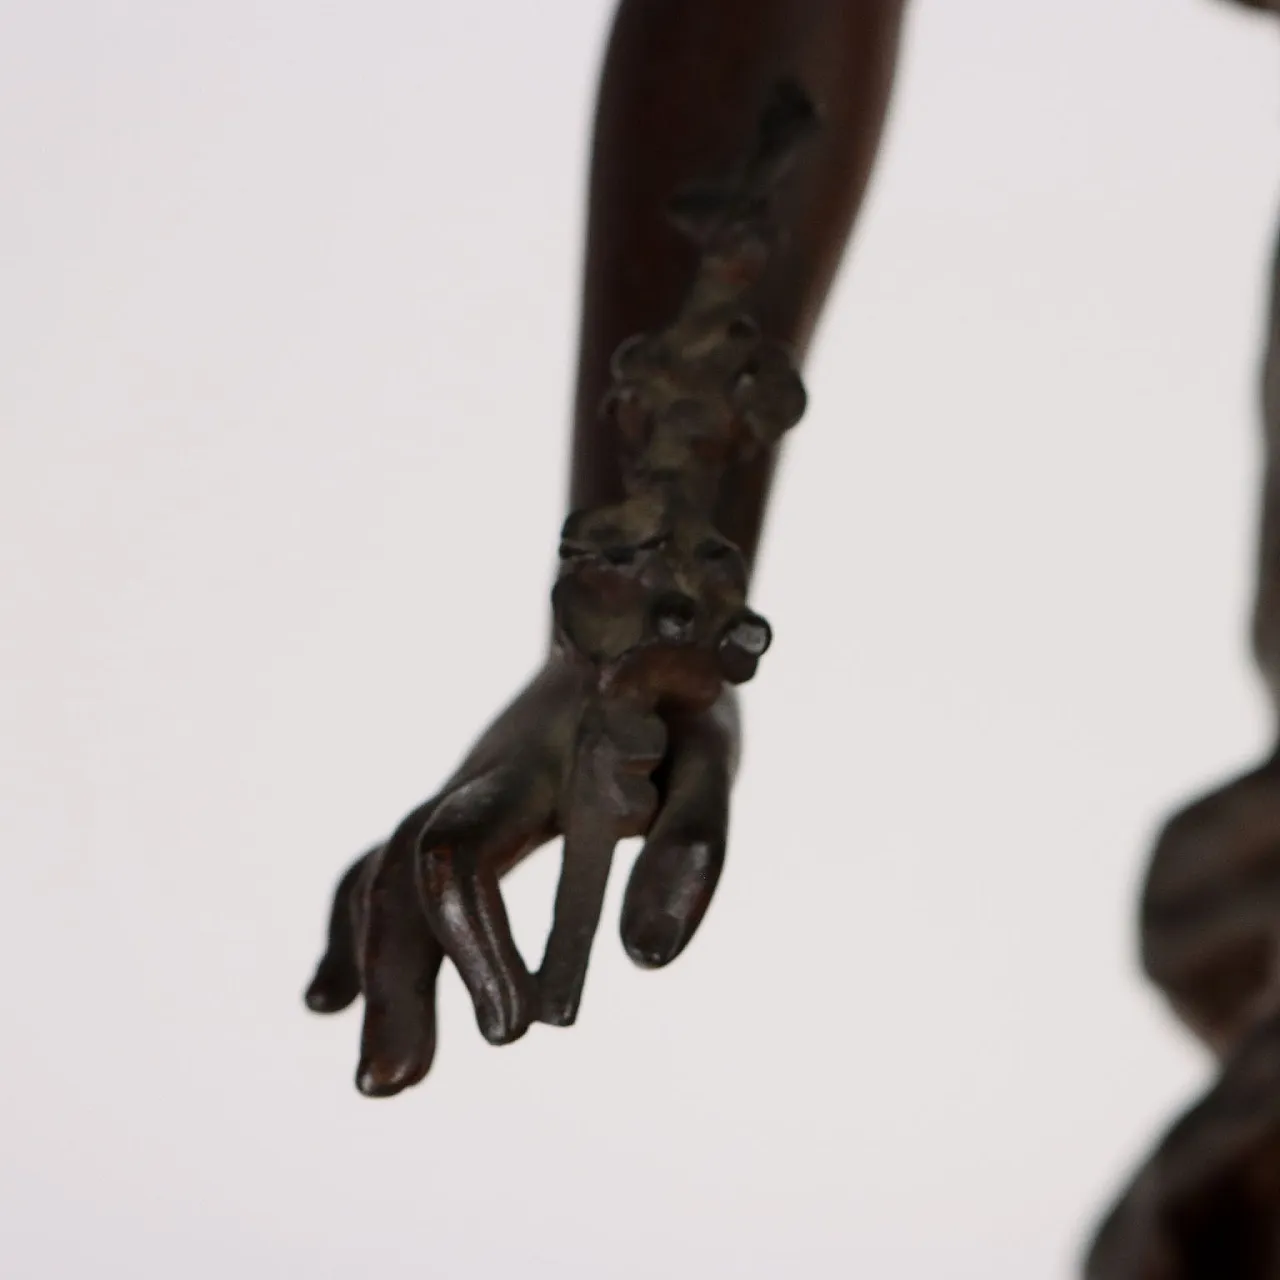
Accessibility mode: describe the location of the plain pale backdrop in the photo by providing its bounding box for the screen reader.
[3,1,1280,1276]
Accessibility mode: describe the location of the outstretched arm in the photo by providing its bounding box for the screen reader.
[305,0,908,1096]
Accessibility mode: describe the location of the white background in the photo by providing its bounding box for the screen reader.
[3,1,1279,1276]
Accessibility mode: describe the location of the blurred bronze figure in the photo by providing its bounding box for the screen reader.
[1086,3,1280,1277]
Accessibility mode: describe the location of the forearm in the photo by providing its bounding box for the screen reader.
[568,0,907,575]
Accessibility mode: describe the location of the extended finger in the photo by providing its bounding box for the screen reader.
[621,700,736,969]
[305,848,376,1015]
[539,704,666,1026]
[416,772,554,1046]
[357,809,446,1097]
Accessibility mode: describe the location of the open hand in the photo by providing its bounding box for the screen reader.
[304,654,738,1097]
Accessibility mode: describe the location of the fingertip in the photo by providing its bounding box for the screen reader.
[537,998,579,1028]
[355,1054,428,1099]
[304,961,359,1014]
[474,987,535,1045]
[355,1060,395,1097]
[357,971,441,1097]
[621,911,685,969]
[622,834,723,969]
[480,1017,533,1045]
[304,982,334,1013]
[354,1031,438,1096]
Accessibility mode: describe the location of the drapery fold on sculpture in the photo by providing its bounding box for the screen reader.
[536,79,817,1025]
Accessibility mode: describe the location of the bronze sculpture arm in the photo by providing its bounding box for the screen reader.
[304,0,907,1096]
